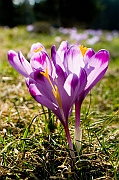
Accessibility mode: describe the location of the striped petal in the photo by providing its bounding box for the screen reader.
[57,41,69,63]
[84,48,95,63]
[26,78,65,123]
[58,68,87,119]
[30,51,53,75]
[8,50,32,77]
[84,49,110,98]
[51,45,65,72]
[30,42,46,57]
[65,45,85,76]
[30,69,57,103]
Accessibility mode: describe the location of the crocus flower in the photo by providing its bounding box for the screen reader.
[74,45,110,152]
[8,41,87,158]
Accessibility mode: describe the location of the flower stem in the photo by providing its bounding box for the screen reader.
[75,99,82,129]
[74,99,82,153]
[64,123,75,159]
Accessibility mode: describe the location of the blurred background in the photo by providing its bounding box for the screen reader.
[0,0,119,30]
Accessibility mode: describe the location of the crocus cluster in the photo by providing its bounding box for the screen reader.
[8,41,110,158]
[58,27,119,44]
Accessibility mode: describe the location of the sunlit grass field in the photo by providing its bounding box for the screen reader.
[0,26,119,180]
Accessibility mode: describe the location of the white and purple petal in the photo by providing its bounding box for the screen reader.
[84,49,110,98]
[65,45,85,76]
[51,45,65,72]
[8,50,32,77]
[83,48,95,64]
[30,51,53,75]
[30,42,46,57]
[57,69,87,119]
[30,70,57,103]
[57,41,69,63]
[26,78,65,123]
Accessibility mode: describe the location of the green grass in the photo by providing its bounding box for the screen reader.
[0,26,119,180]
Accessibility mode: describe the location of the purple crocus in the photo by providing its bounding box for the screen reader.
[8,41,87,158]
[74,45,110,152]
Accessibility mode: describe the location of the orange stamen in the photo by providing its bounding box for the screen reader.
[34,47,43,53]
[40,68,62,109]
[79,45,88,57]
